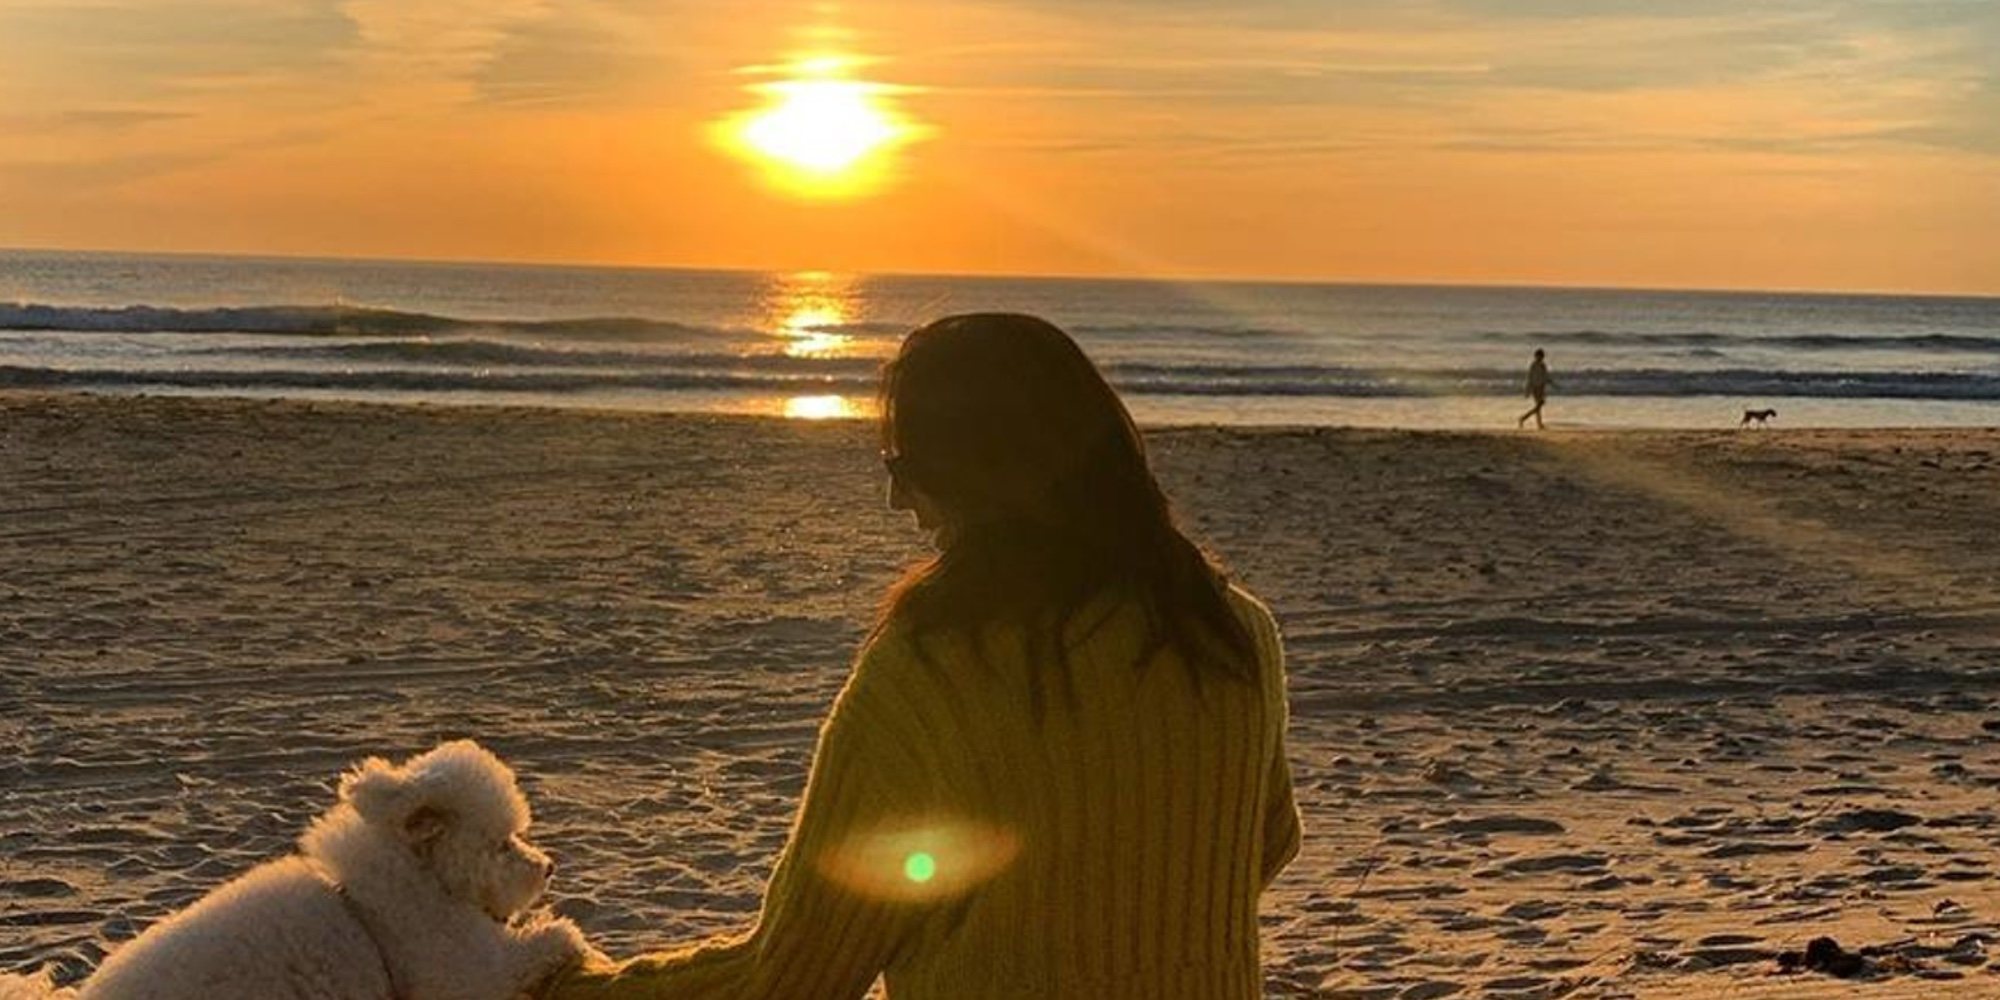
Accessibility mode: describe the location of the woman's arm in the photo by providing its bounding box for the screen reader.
[1260,750,1303,888]
[1240,587,1303,888]
[548,641,932,1000]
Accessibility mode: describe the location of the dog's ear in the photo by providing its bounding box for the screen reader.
[404,805,452,846]
[339,756,414,827]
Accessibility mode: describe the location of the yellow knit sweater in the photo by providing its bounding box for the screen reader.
[552,585,1300,999]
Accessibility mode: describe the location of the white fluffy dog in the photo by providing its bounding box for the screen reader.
[1,741,596,1000]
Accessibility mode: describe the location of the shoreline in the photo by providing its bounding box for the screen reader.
[5,387,1998,435]
[4,392,1999,997]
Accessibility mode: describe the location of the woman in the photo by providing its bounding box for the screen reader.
[553,313,1300,998]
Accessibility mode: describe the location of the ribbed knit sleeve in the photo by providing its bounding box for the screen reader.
[549,635,934,1000]
[1249,599,1302,888]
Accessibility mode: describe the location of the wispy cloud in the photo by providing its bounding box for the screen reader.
[0,109,197,134]
[0,1,358,103]
[471,7,662,107]
[880,0,2000,165]
[335,0,555,107]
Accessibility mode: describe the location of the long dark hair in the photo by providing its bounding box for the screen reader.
[875,313,1254,706]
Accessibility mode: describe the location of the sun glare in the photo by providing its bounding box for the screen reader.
[718,55,923,199]
[743,80,898,174]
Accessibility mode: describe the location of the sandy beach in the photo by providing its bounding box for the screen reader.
[3,392,1999,998]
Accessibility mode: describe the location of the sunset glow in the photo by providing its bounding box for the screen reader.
[1,3,1996,291]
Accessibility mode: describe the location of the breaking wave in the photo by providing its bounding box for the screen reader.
[4,363,1997,401]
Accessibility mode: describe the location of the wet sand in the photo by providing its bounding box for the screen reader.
[3,392,1999,997]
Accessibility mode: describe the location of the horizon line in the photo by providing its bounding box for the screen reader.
[3,241,1997,303]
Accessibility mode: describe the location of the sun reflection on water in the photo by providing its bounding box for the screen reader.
[782,394,866,420]
[758,272,895,420]
[764,271,862,358]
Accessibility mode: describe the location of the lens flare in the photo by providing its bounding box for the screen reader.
[819,819,1019,902]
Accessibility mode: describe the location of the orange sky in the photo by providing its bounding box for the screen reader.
[2,0,1997,293]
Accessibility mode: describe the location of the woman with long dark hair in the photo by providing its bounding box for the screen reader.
[553,313,1300,998]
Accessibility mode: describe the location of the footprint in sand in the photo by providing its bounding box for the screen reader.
[1422,815,1566,836]
[1495,853,1609,875]
[1816,807,1923,834]
[1500,900,1565,921]
[0,877,77,898]
[1397,981,1465,999]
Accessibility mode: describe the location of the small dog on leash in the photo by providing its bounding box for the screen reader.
[0,741,598,999]
[1740,408,1778,427]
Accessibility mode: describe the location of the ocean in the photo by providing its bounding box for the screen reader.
[3,248,1997,428]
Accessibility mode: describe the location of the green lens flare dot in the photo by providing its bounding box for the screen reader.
[904,851,937,884]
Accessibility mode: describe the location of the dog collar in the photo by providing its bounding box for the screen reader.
[329,878,408,1000]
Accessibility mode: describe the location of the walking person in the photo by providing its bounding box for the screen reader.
[548,313,1302,999]
[1518,348,1553,429]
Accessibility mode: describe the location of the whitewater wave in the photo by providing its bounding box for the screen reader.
[1496,329,2000,353]
[1073,321,1299,339]
[0,302,1301,343]
[1111,366,2000,399]
[0,365,875,395]
[0,303,753,341]
[6,364,1997,401]
[189,339,890,374]
[12,303,1998,354]
[7,300,1996,408]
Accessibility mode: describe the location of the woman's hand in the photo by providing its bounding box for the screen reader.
[533,950,629,999]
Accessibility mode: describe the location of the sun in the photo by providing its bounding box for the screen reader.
[743,80,901,174]
[717,57,923,198]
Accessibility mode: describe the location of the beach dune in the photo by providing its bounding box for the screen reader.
[3,393,1999,997]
